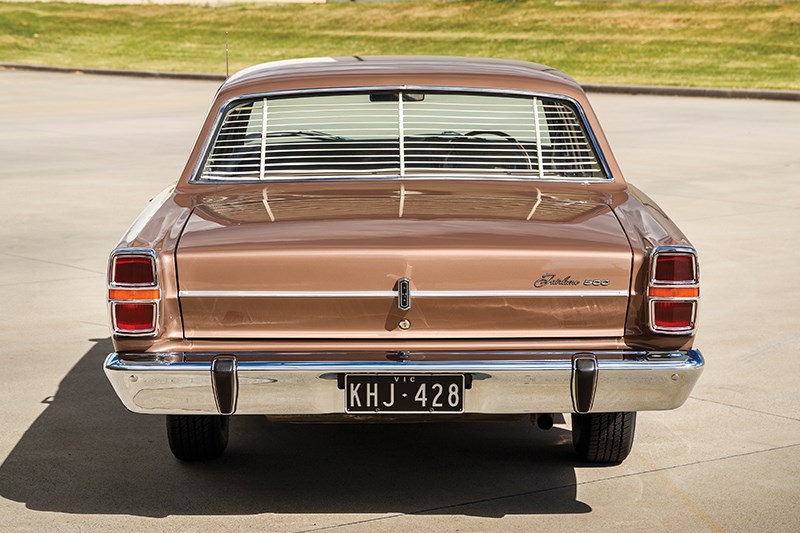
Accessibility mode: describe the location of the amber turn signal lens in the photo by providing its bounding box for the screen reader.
[114,303,156,332]
[648,287,699,298]
[653,301,694,329]
[654,254,695,283]
[113,255,155,285]
[109,288,160,301]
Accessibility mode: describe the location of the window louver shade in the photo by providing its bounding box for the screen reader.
[198,91,607,181]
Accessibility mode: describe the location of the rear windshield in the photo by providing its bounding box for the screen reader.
[196,90,608,181]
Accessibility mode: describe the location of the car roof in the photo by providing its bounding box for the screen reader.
[218,56,584,99]
[177,56,626,190]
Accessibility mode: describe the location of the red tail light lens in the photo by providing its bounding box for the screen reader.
[112,256,155,286]
[652,301,695,329]
[113,303,156,332]
[654,254,695,283]
[648,247,699,335]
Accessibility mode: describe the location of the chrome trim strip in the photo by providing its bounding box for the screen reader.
[193,174,608,184]
[411,290,628,297]
[397,90,406,177]
[109,349,693,369]
[226,355,701,372]
[178,289,629,298]
[189,85,615,184]
[180,290,396,298]
[190,349,649,358]
[104,349,704,415]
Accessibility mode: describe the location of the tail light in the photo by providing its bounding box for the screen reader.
[647,246,699,334]
[108,249,160,336]
[111,255,155,285]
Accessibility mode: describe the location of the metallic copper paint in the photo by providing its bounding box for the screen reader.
[175,182,631,339]
[110,56,697,359]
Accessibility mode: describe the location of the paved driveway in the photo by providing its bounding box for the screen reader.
[0,70,798,532]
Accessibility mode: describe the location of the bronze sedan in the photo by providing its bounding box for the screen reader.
[104,56,703,464]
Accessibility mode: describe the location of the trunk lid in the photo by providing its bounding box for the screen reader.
[176,181,631,339]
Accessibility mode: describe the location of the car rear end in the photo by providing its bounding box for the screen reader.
[104,62,703,463]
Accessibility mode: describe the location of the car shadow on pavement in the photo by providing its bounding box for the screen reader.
[0,339,592,518]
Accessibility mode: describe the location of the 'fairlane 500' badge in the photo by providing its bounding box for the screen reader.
[534,273,581,288]
[534,273,609,288]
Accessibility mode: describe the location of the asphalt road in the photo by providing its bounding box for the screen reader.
[0,70,798,532]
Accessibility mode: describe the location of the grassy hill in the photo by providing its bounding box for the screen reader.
[1,0,798,89]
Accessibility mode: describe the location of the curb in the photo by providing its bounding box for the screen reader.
[581,83,800,102]
[3,62,800,101]
[0,63,226,82]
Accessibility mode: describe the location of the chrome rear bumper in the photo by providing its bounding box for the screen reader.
[104,349,703,415]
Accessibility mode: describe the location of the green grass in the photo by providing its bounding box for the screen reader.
[1,0,799,90]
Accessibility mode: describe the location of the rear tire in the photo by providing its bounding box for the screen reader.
[166,415,229,461]
[571,411,636,464]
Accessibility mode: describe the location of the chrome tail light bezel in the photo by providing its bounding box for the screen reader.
[647,245,699,335]
[107,248,160,337]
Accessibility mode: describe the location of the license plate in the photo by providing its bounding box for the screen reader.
[345,374,464,413]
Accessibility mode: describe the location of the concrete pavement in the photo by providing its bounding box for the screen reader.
[0,70,798,531]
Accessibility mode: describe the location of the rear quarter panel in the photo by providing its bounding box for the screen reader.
[613,184,697,351]
[111,186,193,353]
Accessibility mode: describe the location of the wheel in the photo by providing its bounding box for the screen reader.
[166,415,229,461]
[571,411,636,464]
